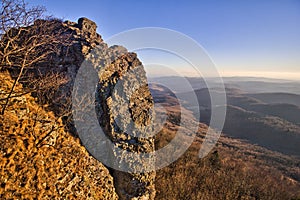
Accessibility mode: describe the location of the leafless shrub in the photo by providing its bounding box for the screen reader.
[0,0,71,114]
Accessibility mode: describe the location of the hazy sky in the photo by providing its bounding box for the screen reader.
[30,0,300,80]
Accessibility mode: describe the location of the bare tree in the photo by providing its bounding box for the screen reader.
[0,0,70,114]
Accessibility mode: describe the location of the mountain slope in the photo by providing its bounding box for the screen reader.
[245,92,300,107]
[150,84,300,199]
[176,87,300,157]
[0,72,118,199]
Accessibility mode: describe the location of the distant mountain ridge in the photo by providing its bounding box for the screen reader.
[150,82,300,199]
[150,83,300,157]
[150,76,300,94]
[245,92,300,107]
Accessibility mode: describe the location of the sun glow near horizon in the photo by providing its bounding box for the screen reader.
[218,70,300,81]
[145,66,300,81]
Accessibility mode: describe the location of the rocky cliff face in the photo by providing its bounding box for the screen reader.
[90,45,156,199]
[0,18,155,199]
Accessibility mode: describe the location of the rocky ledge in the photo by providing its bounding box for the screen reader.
[0,18,155,199]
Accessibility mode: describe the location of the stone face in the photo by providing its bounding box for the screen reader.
[66,18,156,199]
[0,18,156,200]
[72,42,156,199]
[93,47,156,199]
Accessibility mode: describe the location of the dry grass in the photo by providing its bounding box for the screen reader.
[154,118,300,200]
[0,72,118,199]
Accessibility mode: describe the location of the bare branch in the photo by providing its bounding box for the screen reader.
[0,0,72,114]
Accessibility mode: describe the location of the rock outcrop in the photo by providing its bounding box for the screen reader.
[88,45,156,199]
[0,18,156,199]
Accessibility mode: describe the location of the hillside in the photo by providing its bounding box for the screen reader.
[1,13,299,200]
[201,105,300,156]
[177,87,300,157]
[0,72,118,199]
[241,103,300,126]
[150,83,300,199]
[245,92,300,107]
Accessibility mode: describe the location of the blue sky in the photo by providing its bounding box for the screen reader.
[30,0,300,79]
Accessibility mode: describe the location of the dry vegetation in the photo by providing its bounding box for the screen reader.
[0,1,118,199]
[0,0,71,115]
[155,125,300,200]
[0,71,118,199]
[1,1,300,199]
[152,84,300,200]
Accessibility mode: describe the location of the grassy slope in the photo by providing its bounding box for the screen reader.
[151,83,300,199]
